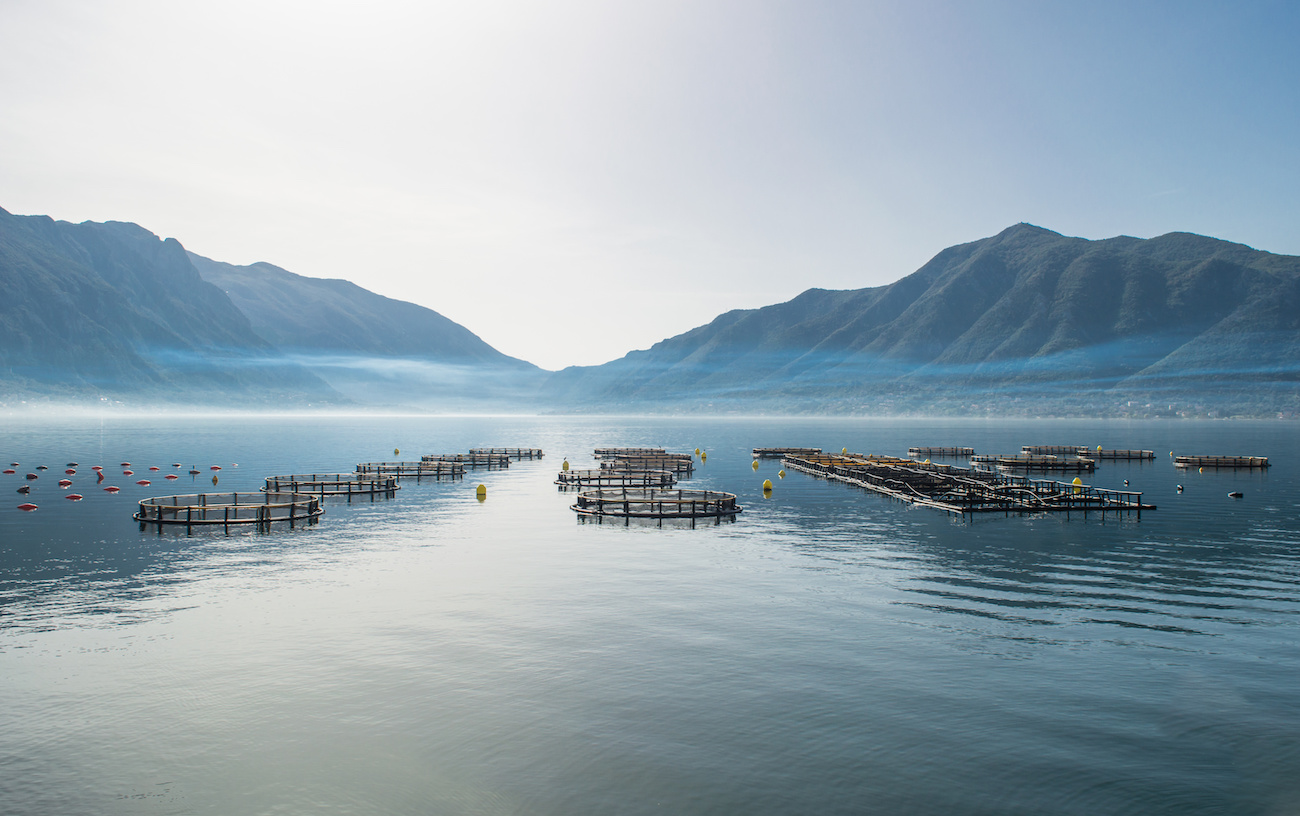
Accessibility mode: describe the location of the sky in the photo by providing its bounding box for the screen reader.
[2,0,1299,371]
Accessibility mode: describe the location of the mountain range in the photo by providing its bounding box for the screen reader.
[2,206,1297,416]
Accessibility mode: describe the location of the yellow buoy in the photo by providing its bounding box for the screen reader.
[1071,476,1082,493]
[762,479,773,490]
[695,448,701,456]
[751,460,759,471]
[778,469,785,479]
[211,474,218,485]
[562,459,570,472]
[924,459,930,465]
[1097,445,1103,451]
[394,448,400,455]
[476,484,487,500]
[1199,467,1203,473]
[1072,477,1082,485]
[700,451,707,462]
[841,447,847,455]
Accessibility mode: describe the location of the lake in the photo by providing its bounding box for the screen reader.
[2,414,1298,815]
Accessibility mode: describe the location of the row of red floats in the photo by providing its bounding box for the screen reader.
[5,461,231,511]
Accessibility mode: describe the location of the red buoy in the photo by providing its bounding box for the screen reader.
[103,486,121,493]
[97,472,104,482]
[120,462,131,467]
[65,469,76,475]
[18,503,37,511]
[25,473,38,480]
[123,470,134,476]
[58,479,73,487]
[66,494,83,501]
[136,479,151,486]
[164,473,178,480]
[149,466,160,471]
[91,466,103,471]
[2,469,13,475]
[210,465,222,471]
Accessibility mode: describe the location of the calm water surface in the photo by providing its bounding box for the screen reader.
[1,415,1298,815]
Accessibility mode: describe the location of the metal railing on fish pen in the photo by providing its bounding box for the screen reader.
[753,447,822,458]
[1021,445,1090,457]
[1090,449,1156,460]
[908,447,975,458]
[601,455,695,476]
[355,461,466,480]
[263,473,399,499]
[1174,455,1269,469]
[555,468,677,488]
[469,448,544,460]
[971,454,1096,473]
[571,488,742,526]
[781,453,1153,517]
[594,447,667,459]
[135,492,323,528]
[421,453,511,469]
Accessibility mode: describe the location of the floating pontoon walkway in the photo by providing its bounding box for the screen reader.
[263,473,399,498]
[470,448,544,460]
[1174,455,1269,469]
[782,453,1152,517]
[136,492,323,528]
[908,447,974,458]
[594,447,666,459]
[972,454,1096,472]
[555,469,676,488]
[422,453,511,469]
[753,447,822,458]
[356,461,465,480]
[572,488,742,526]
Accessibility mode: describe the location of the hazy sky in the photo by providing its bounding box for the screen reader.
[3,1,1298,370]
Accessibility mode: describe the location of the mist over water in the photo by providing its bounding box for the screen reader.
[1,414,1298,814]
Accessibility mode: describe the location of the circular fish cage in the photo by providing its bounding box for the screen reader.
[263,473,399,498]
[571,488,741,526]
[135,492,323,527]
[555,468,677,489]
[356,461,465,480]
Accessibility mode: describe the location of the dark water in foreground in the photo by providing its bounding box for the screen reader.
[1,415,1297,815]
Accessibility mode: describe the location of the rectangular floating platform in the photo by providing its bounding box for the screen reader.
[908,447,975,458]
[1090,449,1156,460]
[355,461,466,479]
[972,454,1096,472]
[1174,455,1269,469]
[470,448,544,460]
[783,453,1152,517]
[1021,445,1090,457]
[594,447,667,459]
[753,447,822,459]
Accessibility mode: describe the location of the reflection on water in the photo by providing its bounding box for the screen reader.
[2,416,1299,815]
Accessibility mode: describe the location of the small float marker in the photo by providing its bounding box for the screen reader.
[104,486,121,493]
[562,459,570,471]
[65,494,83,501]
[778,469,785,479]
[212,475,219,485]
[123,470,134,476]
[58,479,72,487]
[762,479,773,490]
[2,469,13,475]
[752,460,759,470]
[210,466,222,471]
[136,480,151,486]
[476,483,487,500]
[165,474,178,480]
[65,469,76,475]
[149,466,160,471]
[17,503,37,511]
[1228,491,1244,499]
